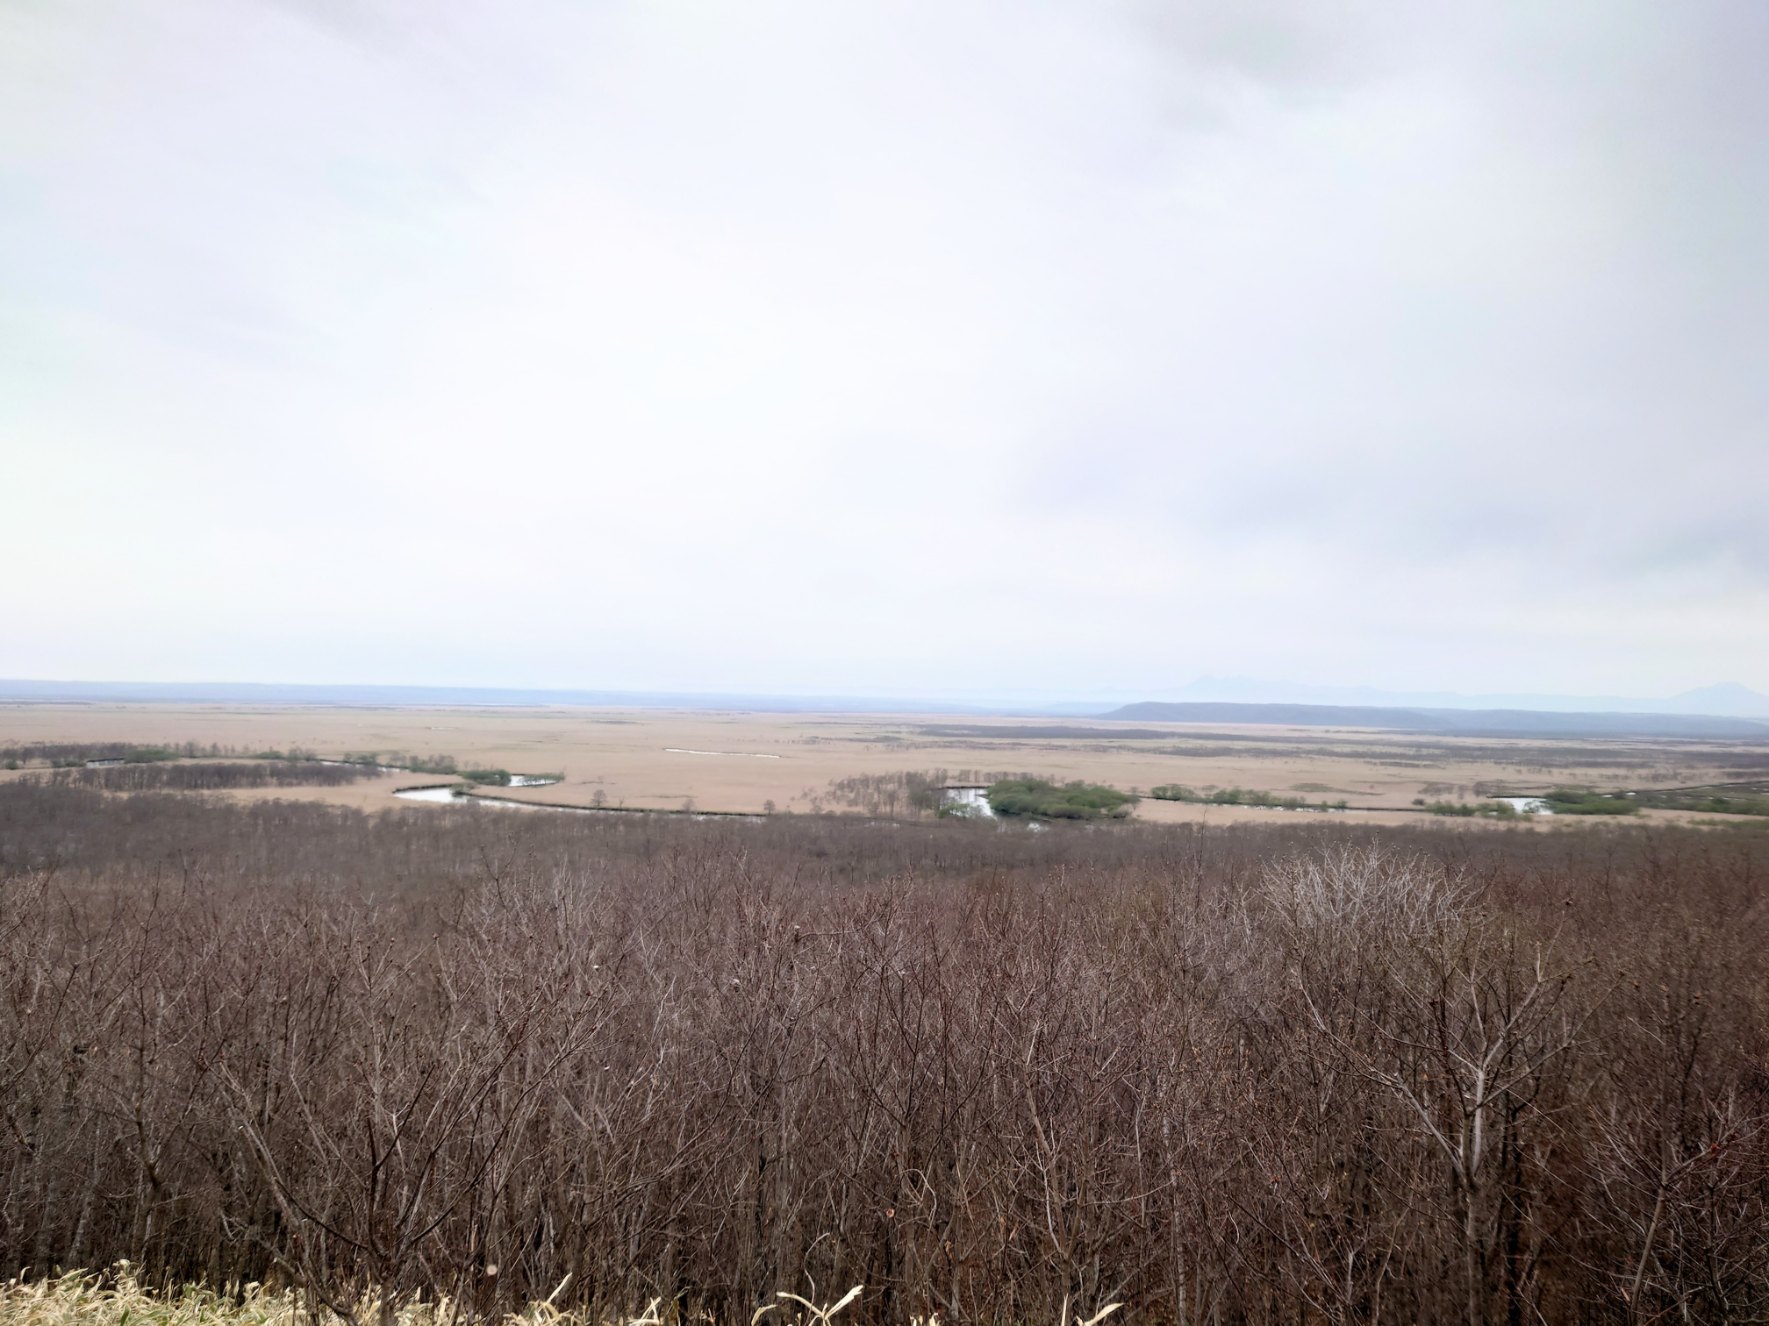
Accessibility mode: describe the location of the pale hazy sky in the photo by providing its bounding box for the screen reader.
[5,1,1767,699]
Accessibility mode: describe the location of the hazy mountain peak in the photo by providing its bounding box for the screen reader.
[1165,678,1769,718]
[1674,682,1769,701]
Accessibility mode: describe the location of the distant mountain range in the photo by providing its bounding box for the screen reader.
[1100,701,1769,740]
[6,676,1769,731]
[1128,678,1769,719]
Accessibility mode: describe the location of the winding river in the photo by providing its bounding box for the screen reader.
[392,785,763,822]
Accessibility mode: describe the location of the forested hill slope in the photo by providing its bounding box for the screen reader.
[1101,701,1769,739]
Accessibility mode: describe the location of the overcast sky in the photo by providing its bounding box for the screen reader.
[5,1,1767,700]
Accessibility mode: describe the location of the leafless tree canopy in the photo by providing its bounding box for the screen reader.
[2,782,1766,1324]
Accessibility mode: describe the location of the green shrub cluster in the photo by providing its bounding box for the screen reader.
[460,768,514,786]
[1542,788,1638,816]
[985,777,1137,820]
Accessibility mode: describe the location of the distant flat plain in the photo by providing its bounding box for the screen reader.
[4,702,1768,826]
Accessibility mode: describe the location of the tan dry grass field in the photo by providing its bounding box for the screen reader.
[5,701,1769,827]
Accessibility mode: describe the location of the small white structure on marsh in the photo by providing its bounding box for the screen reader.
[939,785,995,818]
[1496,796,1555,815]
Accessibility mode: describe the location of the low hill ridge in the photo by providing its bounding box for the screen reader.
[1100,701,1769,739]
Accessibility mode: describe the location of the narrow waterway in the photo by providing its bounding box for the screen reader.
[393,785,762,821]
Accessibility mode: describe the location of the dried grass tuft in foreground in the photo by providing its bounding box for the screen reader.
[2,1269,323,1326]
[0,1270,898,1326]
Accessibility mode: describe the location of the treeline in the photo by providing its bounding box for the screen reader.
[338,750,535,786]
[1150,783,1349,811]
[0,741,551,788]
[1,783,1766,1324]
[1420,799,1520,818]
[1634,782,1769,817]
[37,760,378,792]
[1420,790,1639,819]
[342,750,467,776]
[0,740,229,768]
[820,769,997,818]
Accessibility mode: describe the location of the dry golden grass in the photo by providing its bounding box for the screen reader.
[2,701,1764,825]
[0,1269,356,1326]
[0,1270,900,1326]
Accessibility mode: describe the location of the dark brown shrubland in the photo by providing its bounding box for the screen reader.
[1,782,1765,1324]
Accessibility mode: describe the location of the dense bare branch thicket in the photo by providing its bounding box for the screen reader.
[32,762,377,792]
[2,782,1766,1324]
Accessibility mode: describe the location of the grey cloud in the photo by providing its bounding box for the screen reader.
[1126,0,1431,90]
[3,0,1767,696]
